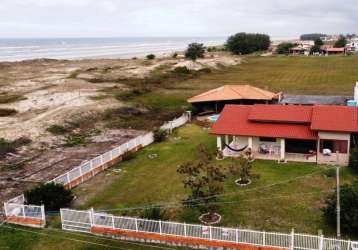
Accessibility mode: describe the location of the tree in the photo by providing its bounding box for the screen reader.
[300,33,326,41]
[146,54,155,60]
[25,182,74,211]
[185,43,205,61]
[310,45,321,54]
[334,36,347,48]
[314,38,324,46]
[177,144,226,218]
[349,148,358,172]
[229,155,253,184]
[153,128,167,143]
[226,33,271,55]
[322,181,358,234]
[276,42,294,54]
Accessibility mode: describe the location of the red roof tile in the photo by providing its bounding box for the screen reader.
[248,104,312,123]
[311,105,358,132]
[210,105,318,140]
[210,104,358,139]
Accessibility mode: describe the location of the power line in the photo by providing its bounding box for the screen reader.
[0,224,178,250]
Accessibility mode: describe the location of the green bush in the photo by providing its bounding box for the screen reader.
[226,32,271,55]
[141,207,168,220]
[185,43,205,61]
[172,52,178,58]
[25,183,74,211]
[0,137,31,158]
[173,66,191,74]
[64,134,87,147]
[153,128,167,143]
[334,36,347,48]
[122,151,136,161]
[46,125,68,135]
[324,168,336,178]
[349,148,358,172]
[276,43,294,54]
[146,54,156,60]
[322,181,358,234]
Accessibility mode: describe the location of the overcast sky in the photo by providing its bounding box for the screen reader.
[0,0,357,38]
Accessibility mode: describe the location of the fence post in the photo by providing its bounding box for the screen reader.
[263,231,266,246]
[319,234,324,250]
[66,172,71,188]
[3,202,7,217]
[41,205,45,224]
[184,223,187,237]
[209,226,212,240]
[111,215,115,229]
[21,205,25,218]
[159,220,162,235]
[291,229,295,250]
[89,208,94,227]
[60,209,64,229]
[135,218,138,232]
[236,229,239,244]
[79,166,83,183]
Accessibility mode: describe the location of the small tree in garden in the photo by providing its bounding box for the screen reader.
[153,128,167,142]
[25,182,74,211]
[185,43,205,61]
[322,181,358,234]
[348,147,358,172]
[229,155,252,185]
[146,54,155,60]
[177,144,226,222]
[334,36,347,48]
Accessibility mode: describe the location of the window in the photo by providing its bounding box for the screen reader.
[319,139,348,154]
[259,137,276,142]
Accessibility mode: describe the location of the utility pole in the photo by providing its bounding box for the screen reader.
[336,151,341,238]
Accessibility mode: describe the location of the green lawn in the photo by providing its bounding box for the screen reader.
[74,124,357,237]
[0,224,186,250]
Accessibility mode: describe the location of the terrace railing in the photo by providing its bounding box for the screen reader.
[3,194,45,228]
[61,208,357,250]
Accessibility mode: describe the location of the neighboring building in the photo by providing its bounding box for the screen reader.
[211,104,358,166]
[320,45,345,55]
[187,85,280,113]
[346,41,358,53]
[289,45,310,55]
[280,95,352,106]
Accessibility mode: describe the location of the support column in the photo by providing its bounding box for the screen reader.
[225,135,229,146]
[280,138,285,161]
[248,137,253,149]
[217,136,222,151]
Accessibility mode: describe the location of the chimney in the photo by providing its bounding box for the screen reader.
[355,82,358,102]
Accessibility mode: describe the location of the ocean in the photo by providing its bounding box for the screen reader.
[0,37,225,62]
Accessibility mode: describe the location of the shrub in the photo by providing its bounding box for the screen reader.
[226,33,271,55]
[349,147,358,172]
[172,52,178,58]
[146,54,156,60]
[0,137,31,158]
[46,125,68,135]
[153,128,167,143]
[0,108,17,116]
[64,134,87,147]
[185,43,205,61]
[122,151,136,161]
[25,183,74,211]
[322,181,358,234]
[276,43,294,54]
[142,207,168,220]
[324,168,336,178]
[334,36,347,48]
[173,66,191,75]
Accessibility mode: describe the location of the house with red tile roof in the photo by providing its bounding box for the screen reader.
[187,85,280,113]
[210,104,358,166]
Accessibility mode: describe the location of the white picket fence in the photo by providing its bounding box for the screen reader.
[3,113,190,228]
[49,112,190,188]
[60,208,357,250]
[3,194,45,228]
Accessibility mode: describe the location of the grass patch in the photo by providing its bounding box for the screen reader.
[74,124,357,236]
[0,108,17,116]
[46,125,68,135]
[0,224,182,250]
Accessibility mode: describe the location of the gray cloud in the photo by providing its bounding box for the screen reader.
[0,0,357,38]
